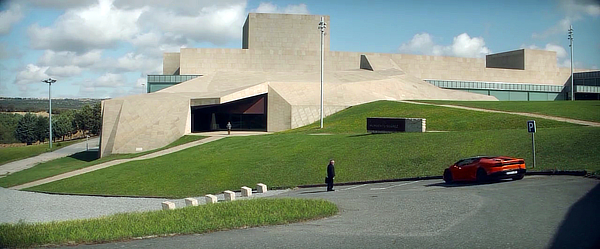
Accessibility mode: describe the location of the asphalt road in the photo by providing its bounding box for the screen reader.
[70,175,600,249]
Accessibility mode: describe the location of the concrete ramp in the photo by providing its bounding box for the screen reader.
[360,54,403,72]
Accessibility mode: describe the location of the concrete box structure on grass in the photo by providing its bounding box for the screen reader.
[257,183,267,193]
[224,191,235,201]
[184,198,198,207]
[162,201,175,210]
[205,194,218,204]
[99,12,597,157]
[241,186,252,197]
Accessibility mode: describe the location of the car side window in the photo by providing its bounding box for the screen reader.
[456,159,468,166]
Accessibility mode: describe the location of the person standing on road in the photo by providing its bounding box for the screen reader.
[326,159,335,191]
[226,121,232,135]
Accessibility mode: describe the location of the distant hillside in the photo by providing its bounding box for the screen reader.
[0,98,102,113]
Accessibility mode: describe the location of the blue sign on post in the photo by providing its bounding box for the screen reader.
[527,120,536,133]
[527,120,536,168]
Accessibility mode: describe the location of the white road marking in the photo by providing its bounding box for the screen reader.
[339,184,367,191]
[370,180,420,190]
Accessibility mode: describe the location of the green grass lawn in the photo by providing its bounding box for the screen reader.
[416,100,600,123]
[0,198,338,248]
[286,101,579,134]
[0,135,206,188]
[23,101,600,198]
[27,127,600,198]
[0,140,82,166]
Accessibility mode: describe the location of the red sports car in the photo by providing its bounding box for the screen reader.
[443,156,526,183]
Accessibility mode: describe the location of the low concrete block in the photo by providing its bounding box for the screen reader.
[205,194,218,204]
[241,186,252,197]
[161,201,175,210]
[257,183,267,193]
[185,198,198,206]
[223,190,235,201]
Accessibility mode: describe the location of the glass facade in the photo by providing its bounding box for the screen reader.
[424,79,567,101]
[146,75,201,93]
[425,79,564,93]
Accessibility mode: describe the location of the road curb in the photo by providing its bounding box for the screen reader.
[297,170,591,188]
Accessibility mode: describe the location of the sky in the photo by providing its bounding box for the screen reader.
[0,0,598,99]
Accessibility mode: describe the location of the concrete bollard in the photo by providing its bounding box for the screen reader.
[185,198,198,206]
[223,190,235,201]
[205,194,218,204]
[257,183,268,193]
[241,186,252,197]
[161,201,175,210]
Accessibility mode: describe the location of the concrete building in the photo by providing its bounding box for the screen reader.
[100,13,598,157]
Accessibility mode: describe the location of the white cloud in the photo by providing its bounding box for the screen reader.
[254,2,310,14]
[137,3,247,45]
[95,73,125,87]
[113,52,162,75]
[38,50,102,67]
[28,0,145,52]
[15,64,50,85]
[0,4,23,35]
[398,32,491,58]
[532,0,599,39]
[450,33,491,58]
[544,43,568,59]
[24,0,98,9]
[46,65,83,77]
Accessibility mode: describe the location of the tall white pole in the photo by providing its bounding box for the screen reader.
[568,25,574,101]
[319,16,326,129]
[49,82,52,149]
[43,78,56,149]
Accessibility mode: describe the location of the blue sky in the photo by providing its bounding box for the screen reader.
[0,0,598,99]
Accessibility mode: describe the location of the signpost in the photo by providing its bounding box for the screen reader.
[527,120,536,169]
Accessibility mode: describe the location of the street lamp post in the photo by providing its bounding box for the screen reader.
[42,78,57,149]
[568,25,574,101]
[318,16,327,128]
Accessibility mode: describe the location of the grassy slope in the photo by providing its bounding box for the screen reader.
[0,136,206,187]
[286,101,579,134]
[27,101,599,198]
[0,140,82,166]
[416,100,600,123]
[0,198,338,248]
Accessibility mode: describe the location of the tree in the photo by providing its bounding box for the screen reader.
[91,102,101,135]
[53,112,74,141]
[74,103,102,136]
[0,113,21,144]
[35,116,49,143]
[14,113,37,145]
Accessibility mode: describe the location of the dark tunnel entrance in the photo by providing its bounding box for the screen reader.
[191,94,267,132]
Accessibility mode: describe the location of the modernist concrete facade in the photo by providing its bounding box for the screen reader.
[100,13,594,157]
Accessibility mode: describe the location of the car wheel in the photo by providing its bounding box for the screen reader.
[443,169,453,183]
[512,174,525,180]
[476,168,488,182]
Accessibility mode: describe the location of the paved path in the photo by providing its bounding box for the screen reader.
[8,131,270,190]
[0,138,100,176]
[9,136,224,190]
[400,100,600,127]
[0,185,288,224]
[76,176,600,249]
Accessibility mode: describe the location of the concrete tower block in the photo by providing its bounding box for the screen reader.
[162,201,175,210]
[223,190,235,201]
[205,194,218,204]
[185,198,198,206]
[241,186,252,197]
[257,183,268,193]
